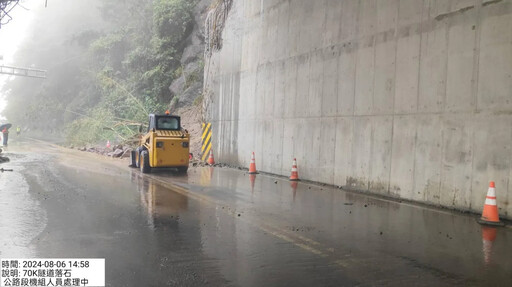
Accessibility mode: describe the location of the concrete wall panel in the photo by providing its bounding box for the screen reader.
[206,0,512,218]
[377,0,398,33]
[295,55,310,118]
[321,50,338,117]
[273,62,286,119]
[323,0,342,47]
[283,60,297,118]
[263,4,279,63]
[369,116,393,193]
[238,71,250,120]
[398,0,424,27]
[389,116,417,199]
[471,115,512,217]
[265,119,284,174]
[359,0,377,38]
[281,119,296,176]
[275,1,290,60]
[236,120,252,166]
[255,66,266,119]
[350,117,372,190]
[241,20,259,70]
[337,50,357,116]
[308,52,324,118]
[334,118,353,187]
[373,41,396,115]
[394,34,420,114]
[477,8,512,111]
[354,45,375,116]
[446,17,476,112]
[240,20,251,71]
[297,1,325,55]
[310,118,323,181]
[318,118,337,184]
[293,118,314,178]
[272,118,285,175]
[340,0,359,41]
[253,120,265,170]
[286,1,300,57]
[439,116,473,209]
[271,119,285,175]
[413,115,442,204]
[418,23,447,113]
[262,64,275,119]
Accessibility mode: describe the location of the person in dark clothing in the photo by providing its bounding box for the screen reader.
[2,127,8,146]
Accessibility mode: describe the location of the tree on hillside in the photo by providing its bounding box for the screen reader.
[2,0,199,145]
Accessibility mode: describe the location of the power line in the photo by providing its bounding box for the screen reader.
[0,0,20,28]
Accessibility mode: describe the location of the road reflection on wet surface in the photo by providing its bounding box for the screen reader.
[0,153,47,258]
[151,167,512,286]
[1,142,511,286]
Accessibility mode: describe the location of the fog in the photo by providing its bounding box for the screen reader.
[0,0,200,145]
[0,0,106,136]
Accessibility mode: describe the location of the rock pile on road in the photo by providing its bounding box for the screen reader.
[76,145,132,159]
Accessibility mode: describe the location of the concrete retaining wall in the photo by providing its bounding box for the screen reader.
[204,0,512,218]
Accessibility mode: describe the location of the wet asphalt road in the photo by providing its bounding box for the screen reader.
[1,140,512,286]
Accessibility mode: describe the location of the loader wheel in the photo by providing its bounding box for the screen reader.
[177,166,188,174]
[129,151,137,168]
[140,150,150,174]
[135,147,142,168]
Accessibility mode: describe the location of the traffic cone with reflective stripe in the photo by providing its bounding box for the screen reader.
[106,140,111,149]
[477,181,504,226]
[248,152,258,174]
[207,150,215,165]
[290,158,299,181]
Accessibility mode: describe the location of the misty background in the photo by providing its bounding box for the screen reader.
[0,0,208,145]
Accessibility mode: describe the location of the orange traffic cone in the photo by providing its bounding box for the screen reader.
[290,158,299,181]
[207,150,215,165]
[248,152,258,174]
[106,140,111,148]
[477,181,504,226]
[481,226,497,265]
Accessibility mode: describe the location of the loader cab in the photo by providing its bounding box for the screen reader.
[148,114,181,132]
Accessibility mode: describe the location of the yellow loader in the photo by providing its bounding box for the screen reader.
[130,112,190,173]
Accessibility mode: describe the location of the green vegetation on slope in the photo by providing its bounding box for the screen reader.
[2,0,200,145]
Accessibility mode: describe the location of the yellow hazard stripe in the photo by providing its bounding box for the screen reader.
[201,122,212,161]
[201,123,211,141]
[202,132,212,152]
[201,142,212,161]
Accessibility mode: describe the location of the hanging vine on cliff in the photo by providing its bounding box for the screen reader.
[204,0,233,57]
[202,0,233,122]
